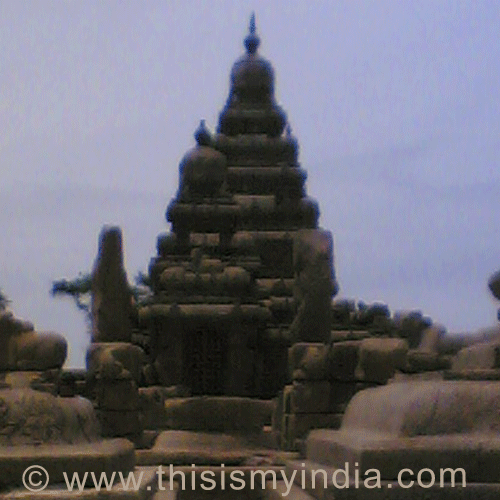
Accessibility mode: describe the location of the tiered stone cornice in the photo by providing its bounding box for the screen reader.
[140,15,334,397]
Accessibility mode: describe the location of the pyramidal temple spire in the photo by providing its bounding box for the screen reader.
[244,12,260,54]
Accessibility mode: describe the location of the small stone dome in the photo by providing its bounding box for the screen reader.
[230,54,274,104]
[229,14,273,102]
[178,120,227,199]
[218,15,286,136]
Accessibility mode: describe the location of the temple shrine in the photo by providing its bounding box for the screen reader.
[4,13,500,500]
[139,15,337,399]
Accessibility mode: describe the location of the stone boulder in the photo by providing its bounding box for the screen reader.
[14,331,67,371]
[0,310,67,371]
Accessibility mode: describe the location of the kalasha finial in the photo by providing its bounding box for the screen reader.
[244,12,260,54]
[249,12,256,34]
[194,119,211,146]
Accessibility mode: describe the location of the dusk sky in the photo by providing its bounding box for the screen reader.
[1,1,499,366]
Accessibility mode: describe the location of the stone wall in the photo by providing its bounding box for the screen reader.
[275,322,458,450]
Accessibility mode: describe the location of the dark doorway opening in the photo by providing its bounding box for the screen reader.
[184,328,227,395]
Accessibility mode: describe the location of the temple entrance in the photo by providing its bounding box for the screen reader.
[184,328,227,395]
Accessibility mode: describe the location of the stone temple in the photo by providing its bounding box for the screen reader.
[139,13,337,399]
[4,14,500,500]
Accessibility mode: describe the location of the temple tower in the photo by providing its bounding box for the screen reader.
[140,16,337,398]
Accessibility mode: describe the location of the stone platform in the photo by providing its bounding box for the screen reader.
[281,381,500,499]
[141,396,274,434]
[0,466,161,500]
[137,430,295,466]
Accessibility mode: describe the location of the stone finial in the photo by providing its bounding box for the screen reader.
[91,226,133,343]
[244,12,260,54]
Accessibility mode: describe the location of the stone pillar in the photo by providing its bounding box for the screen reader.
[91,226,133,343]
[290,229,338,343]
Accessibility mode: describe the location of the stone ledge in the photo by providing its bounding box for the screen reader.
[158,397,273,433]
[0,439,134,488]
[136,431,277,466]
[284,460,500,500]
[0,466,159,500]
[306,430,500,483]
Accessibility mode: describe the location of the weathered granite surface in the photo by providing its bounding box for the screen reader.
[0,389,135,489]
[0,311,67,371]
[0,388,99,446]
[91,226,134,343]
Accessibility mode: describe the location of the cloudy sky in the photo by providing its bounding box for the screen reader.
[1,1,499,366]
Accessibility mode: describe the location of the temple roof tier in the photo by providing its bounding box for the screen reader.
[226,166,306,196]
[214,133,298,165]
[140,303,272,323]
